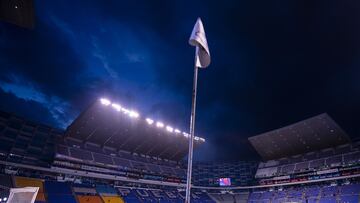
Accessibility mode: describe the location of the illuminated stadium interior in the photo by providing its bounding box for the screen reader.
[0,98,359,203]
[2,0,360,202]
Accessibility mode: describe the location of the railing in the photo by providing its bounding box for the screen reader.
[1,160,360,190]
[256,150,360,178]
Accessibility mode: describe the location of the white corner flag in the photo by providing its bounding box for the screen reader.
[185,17,211,203]
[189,18,211,68]
[7,187,39,203]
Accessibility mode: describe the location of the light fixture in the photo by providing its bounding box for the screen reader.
[111,103,121,111]
[129,111,139,118]
[98,98,206,141]
[156,122,164,128]
[183,132,190,137]
[100,98,111,106]
[146,118,154,125]
[121,108,130,114]
[166,126,174,132]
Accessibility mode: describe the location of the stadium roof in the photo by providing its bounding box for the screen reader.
[248,113,350,160]
[65,98,205,161]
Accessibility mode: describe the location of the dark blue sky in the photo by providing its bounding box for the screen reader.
[0,0,360,161]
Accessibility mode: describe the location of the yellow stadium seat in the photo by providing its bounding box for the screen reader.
[14,176,44,192]
[101,195,125,203]
[14,176,46,201]
[77,195,103,203]
[36,192,46,202]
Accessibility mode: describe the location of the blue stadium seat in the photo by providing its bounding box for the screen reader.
[96,184,118,195]
[45,181,73,194]
[47,194,77,203]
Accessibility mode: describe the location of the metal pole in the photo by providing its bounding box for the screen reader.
[185,48,200,203]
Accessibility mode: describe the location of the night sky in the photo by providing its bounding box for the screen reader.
[0,0,360,161]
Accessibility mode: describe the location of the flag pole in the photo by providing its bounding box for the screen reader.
[185,47,200,203]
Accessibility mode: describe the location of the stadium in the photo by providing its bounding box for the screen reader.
[0,98,359,203]
[1,0,360,203]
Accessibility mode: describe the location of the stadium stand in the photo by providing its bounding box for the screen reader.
[100,195,124,203]
[73,185,98,195]
[13,176,46,203]
[254,142,360,185]
[245,181,360,203]
[65,99,205,161]
[96,184,119,196]
[1,105,360,203]
[249,113,350,160]
[45,181,77,203]
[0,111,58,167]
[77,195,103,203]
[193,161,258,186]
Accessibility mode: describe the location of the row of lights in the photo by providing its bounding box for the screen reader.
[0,197,7,202]
[100,98,140,118]
[99,98,205,142]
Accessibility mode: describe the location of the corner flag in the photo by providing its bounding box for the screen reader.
[189,18,211,68]
[7,187,39,203]
[185,17,211,203]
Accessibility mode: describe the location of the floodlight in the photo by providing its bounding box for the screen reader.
[156,122,164,128]
[129,111,139,118]
[111,103,121,111]
[100,98,111,106]
[121,108,130,114]
[99,98,202,141]
[146,118,154,125]
[166,126,174,132]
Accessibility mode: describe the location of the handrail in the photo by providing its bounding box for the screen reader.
[0,160,359,190]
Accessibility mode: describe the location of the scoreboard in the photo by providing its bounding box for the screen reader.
[219,178,231,186]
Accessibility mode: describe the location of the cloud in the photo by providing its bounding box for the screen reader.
[1,0,360,161]
[0,75,74,129]
[91,37,119,78]
[50,15,76,40]
[0,88,58,128]
[0,78,46,103]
